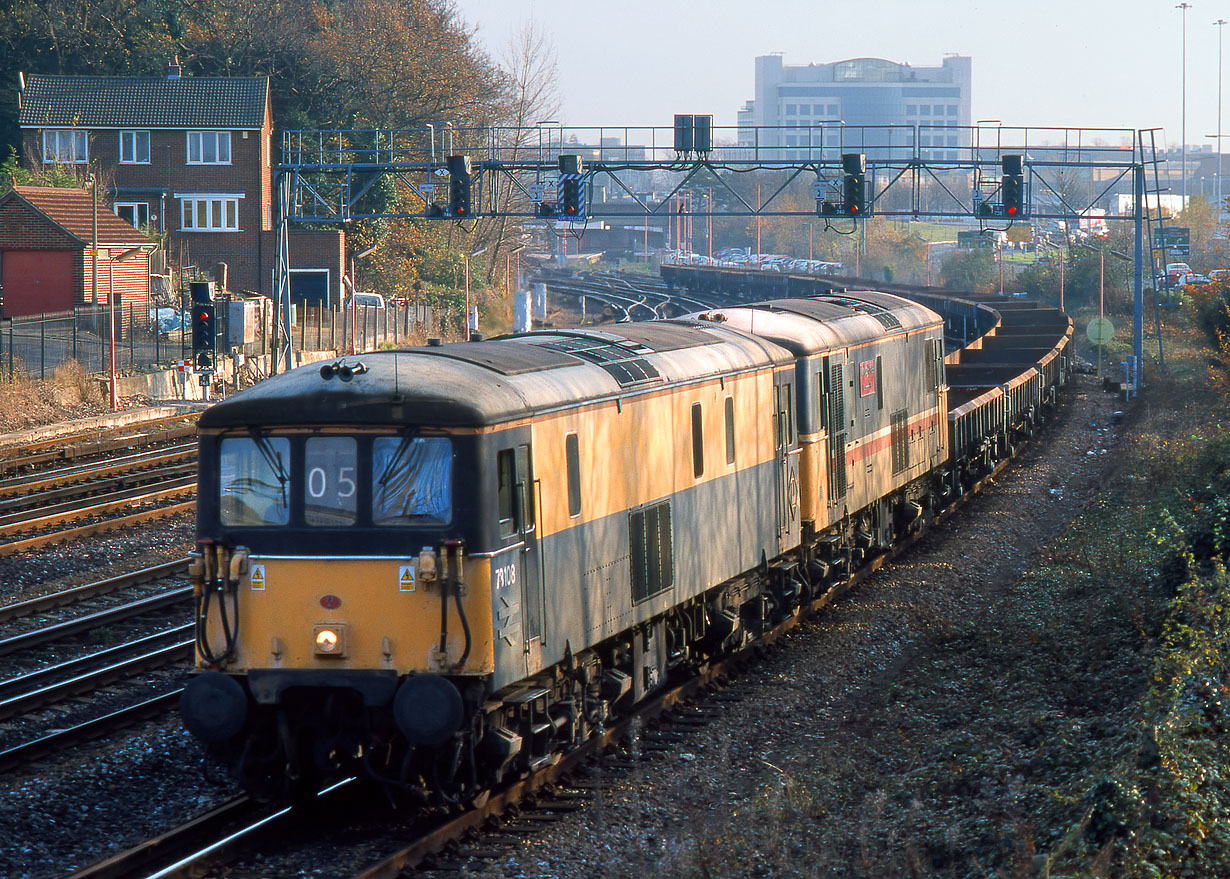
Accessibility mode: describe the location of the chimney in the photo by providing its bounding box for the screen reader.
[168,56,181,80]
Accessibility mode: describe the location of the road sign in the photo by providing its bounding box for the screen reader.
[1156,226,1190,256]
[1086,317,1114,346]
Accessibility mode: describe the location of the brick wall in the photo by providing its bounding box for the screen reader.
[0,196,76,249]
[78,249,151,312]
[25,121,273,293]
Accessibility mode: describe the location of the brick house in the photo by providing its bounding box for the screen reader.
[0,185,156,318]
[17,62,344,305]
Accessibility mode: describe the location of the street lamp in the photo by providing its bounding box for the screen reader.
[464,247,486,340]
[1216,18,1227,216]
[1179,3,1193,206]
[1076,242,1107,376]
[1206,134,1226,215]
[1037,239,1066,311]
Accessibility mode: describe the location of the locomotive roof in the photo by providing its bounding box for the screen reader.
[691,290,941,356]
[197,321,793,429]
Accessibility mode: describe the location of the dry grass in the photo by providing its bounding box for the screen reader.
[0,359,105,435]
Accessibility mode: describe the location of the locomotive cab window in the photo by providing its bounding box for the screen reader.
[219,435,291,526]
[304,437,357,526]
[497,449,517,538]
[372,436,453,525]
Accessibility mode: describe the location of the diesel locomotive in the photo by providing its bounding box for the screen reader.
[180,286,1066,803]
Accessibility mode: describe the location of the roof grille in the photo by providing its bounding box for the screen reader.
[536,337,661,387]
[825,296,903,330]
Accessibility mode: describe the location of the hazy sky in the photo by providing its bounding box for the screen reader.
[455,0,1227,154]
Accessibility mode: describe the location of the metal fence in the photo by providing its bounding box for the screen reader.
[0,302,442,381]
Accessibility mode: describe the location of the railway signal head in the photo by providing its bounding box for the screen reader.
[192,302,217,373]
[840,153,867,216]
[1001,154,1025,217]
[559,177,581,216]
[447,155,472,217]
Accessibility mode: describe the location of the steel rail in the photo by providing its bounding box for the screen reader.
[0,690,181,773]
[348,456,1016,879]
[0,559,191,624]
[0,632,193,720]
[0,478,197,532]
[0,586,193,657]
[0,500,196,557]
[0,446,196,500]
[0,420,197,473]
[63,796,260,879]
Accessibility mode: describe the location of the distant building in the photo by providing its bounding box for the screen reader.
[17,61,345,306]
[737,55,972,160]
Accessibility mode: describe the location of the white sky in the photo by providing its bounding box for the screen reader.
[455,0,1229,155]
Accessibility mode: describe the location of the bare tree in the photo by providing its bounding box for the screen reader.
[484,18,561,285]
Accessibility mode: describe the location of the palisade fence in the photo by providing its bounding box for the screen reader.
[0,301,442,382]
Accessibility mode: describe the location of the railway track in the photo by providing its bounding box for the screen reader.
[0,480,196,556]
[0,562,195,771]
[0,415,199,556]
[0,413,197,477]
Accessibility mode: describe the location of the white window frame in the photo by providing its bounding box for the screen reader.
[180,194,241,232]
[119,130,151,164]
[114,202,151,229]
[186,130,232,165]
[42,129,87,164]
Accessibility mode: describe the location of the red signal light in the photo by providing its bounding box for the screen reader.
[1006,205,1018,216]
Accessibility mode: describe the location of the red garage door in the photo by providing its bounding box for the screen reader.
[2,250,75,317]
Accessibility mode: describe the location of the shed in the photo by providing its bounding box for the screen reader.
[0,185,155,318]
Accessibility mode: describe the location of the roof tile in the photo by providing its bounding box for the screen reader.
[19,74,268,129]
[7,186,155,247]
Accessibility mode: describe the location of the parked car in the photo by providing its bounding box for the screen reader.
[1179,272,1211,286]
[350,292,386,310]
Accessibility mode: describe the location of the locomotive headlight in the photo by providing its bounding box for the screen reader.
[313,624,348,657]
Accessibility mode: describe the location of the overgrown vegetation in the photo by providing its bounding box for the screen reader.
[0,360,105,434]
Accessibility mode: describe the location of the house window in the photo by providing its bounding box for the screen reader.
[114,202,150,229]
[42,130,87,164]
[187,131,231,164]
[119,131,150,164]
[181,196,239,231]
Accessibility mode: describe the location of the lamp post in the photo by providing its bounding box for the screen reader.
[1038,239,1066,311]
[1217,18,1227,216]
[1179,3,1193,206]
[463,247,486,340]
[1076,242,1106,376]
